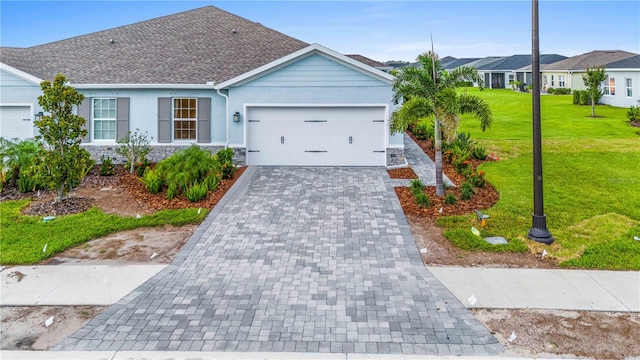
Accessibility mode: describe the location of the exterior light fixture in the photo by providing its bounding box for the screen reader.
[233,112,240,122]
[35,111,44,121]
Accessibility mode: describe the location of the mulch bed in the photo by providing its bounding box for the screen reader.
[399,132,500,217]
[387,167,418,179]
[119,166,246,211]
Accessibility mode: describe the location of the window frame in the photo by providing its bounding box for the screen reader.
[603,77,616,96]
[92,98,117,141]
[550,75,555,87]
[172,98,198,141]
[558,75,565,88]
[625,78,633,98]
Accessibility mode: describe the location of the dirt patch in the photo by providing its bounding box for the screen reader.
[1,306,106,350]
[631,120,640,128]
[474,309,640,360]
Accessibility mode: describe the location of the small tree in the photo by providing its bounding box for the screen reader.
[582,66,607,117]
[34,73,93,202]
[116,129,152,174]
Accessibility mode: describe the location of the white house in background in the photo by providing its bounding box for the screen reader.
[599,55,640,108]
[0,6,403,167]
[533,50,638,92]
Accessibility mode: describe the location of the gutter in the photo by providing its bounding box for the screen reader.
[214,84,230,148]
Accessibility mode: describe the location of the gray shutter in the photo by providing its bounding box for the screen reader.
[78,97,91,143]
[116,97,130,141]
[197,97,211,143]
[158,97,171,143]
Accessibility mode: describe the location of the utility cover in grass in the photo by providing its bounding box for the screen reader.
[484,236,508,245]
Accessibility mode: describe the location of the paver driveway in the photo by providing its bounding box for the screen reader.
[57,167,502,355]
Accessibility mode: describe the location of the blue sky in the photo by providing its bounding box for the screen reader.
[1,1,639,62]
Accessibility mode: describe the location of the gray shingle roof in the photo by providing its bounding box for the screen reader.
[540,50,638,71]
[606,55,640,69]
[476,54,567,71]
[345,54,387,68]
[442,58,480,70]
[0,6,309,84]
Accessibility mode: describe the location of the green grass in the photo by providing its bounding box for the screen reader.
[439,89,640,269]
[0,200,208,265]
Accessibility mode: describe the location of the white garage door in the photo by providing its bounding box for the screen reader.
[247,106,386,166]
[0,106,33,140]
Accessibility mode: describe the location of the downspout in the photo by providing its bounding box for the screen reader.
[215,84,230,148]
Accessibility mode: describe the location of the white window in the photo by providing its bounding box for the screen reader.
[550,75,555,87]
[603,77,616,96]
[93,98,116,140]
[543,75,547,85]
[559,75,565,88]
[173,98,197,140]
[508,74,515,82]
[626,78,633,97]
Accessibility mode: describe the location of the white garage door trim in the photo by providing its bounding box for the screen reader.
[243,103,389,166]
[0,103,34,140]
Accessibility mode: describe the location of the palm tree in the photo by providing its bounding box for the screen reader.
[391,51,492,196]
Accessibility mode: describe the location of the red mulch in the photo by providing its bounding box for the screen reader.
[118,166,246,211]
[399,132,500,217]
[387,167,418,179]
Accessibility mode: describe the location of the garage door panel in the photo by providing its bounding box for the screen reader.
[0,106,33,140]
[247,106,386,166]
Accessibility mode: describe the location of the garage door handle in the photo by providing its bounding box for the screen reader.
[349,136,352,144]
[248,150,260,153]
[373,120,384,123]
[305,150,328,153]
[248,120,260,122]
[281,136,285,144]
[304,120,327,123]
[373,150,385,153]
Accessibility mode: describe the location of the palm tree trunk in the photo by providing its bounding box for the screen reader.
[434,117,444,196]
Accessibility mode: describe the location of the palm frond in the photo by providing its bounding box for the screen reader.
[390,97,434,135]
[458,93,493,131]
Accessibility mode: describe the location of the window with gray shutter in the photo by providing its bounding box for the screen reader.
[116,98,130,141]
[197,97,211,143]
[78,97,91,143]
[158,98,171,143]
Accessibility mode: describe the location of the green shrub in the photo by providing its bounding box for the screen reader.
[410,178,425,196]
[460,181,475,200]
[213,148,236,179]
[471,145,488,160]
[580,90,591,105]
[155,145,218,193]
[0,138,40,185]
[547,87,555,94]
[141,169,163,194]
[99,155,115,176]
[573,90,581,104]
[444,193,458,205]
[166,182,178,200]
[412,120,433,141]
[415,192,432,207]
[116,129,152,174]
[553,88,571,95]
[467,170,487,188]
[204,173,221,191]
[185,182,208,202]
[17,174,38,193]
[627,104,640,122]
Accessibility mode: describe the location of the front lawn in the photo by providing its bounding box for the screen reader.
[0,200,208,264]
[439,89,640,270]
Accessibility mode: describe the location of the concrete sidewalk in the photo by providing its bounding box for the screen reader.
[1,265,166,306]
[0,351,560,360]
[2,264,638,312]
[428,266,640,312]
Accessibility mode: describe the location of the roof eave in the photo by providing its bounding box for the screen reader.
[73,83,216,89]
[0,62,43,85]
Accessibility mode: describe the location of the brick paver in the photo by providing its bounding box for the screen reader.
[56,166,502,355]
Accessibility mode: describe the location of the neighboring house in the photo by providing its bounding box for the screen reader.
[441,58,480,71]
[346,55,393,72]
[475,54,567,89]
[529,50,639,92]
[599,55,640,108]
[0,6,403,167]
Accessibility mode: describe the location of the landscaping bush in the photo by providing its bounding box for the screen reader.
[467,170,487,188]
[627,102,640,122]
[415,192,431,207]
[410,178,425,196]
[546,87,555,94]
[155,145,218,192]
[0,138,40,186]
[411,120,433,141]
[444,193,458,205]
[471,145,488,160]
[204,173,221,192]
[17,174,38,193]
[580,90,591,105]
[555,88,571,95]
[141,168,163,194]
[166,182,178,200]
[185,182,208,202]
[99,155,115,176]
[573,90,582,104]
[116,129,152,174]
[213,148,236,179]
[460,181,475,200]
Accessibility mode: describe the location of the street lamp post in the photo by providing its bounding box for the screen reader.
[528,0,554,244]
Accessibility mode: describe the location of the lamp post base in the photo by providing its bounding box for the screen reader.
[528,214,553,244]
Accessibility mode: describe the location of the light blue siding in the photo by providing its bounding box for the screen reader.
[241,54,389,88]
[76,88,227,144]
[0,69,41,106]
